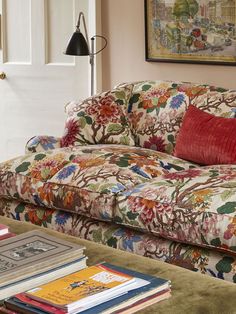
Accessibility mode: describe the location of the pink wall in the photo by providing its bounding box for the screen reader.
[101,0,236,90]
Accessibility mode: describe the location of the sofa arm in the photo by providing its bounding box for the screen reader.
[25,135,62,154]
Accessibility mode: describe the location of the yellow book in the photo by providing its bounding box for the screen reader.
[26,264,136,312]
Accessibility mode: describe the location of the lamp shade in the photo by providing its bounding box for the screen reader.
[64,31,89,56]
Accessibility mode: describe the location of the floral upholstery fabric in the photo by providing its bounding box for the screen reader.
[2,142,236,257]
[0,145,193,222]
[193,89,236,118]
[115,165,236,256]
[59,81,236,155]
[2,80,236,284]
[25,136,62,154]
[1,199,236,283]
[60,84,135,147]
[127,81,236,154]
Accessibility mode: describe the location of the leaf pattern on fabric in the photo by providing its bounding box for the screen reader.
[1,198,236,283]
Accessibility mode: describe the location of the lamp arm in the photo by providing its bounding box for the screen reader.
[76,12,90,53]
[90,35,108,55]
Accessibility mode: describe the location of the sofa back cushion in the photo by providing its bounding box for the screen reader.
[60,84,135,147]
[61,80,236,155]
[128,81,236,154]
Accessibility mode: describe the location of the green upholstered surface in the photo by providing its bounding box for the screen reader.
[2,217,236,314]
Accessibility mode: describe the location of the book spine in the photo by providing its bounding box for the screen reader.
[0,233,16,241]
[11,294,66,314]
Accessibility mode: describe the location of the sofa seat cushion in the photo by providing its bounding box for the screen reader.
[115,165,236,256]
[0,145,194,222]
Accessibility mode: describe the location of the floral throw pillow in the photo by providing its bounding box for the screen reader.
[60,84,135,147]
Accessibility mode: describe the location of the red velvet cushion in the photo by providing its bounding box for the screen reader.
[174,105,236,165]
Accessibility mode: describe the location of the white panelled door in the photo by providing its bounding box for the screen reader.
[0,0,91,162]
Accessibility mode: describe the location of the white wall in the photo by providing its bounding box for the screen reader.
[101,0,236,90]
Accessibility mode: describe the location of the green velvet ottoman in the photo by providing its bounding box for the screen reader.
[1,217,236,314]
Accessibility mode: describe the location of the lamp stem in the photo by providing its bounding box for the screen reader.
[73,12,107,96]
[90,38,95,96]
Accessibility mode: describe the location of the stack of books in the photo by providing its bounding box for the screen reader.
[0,230,86,300]
[0,224,171,313]
[3,263,171,314]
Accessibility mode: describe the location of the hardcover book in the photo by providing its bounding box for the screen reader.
[0,225,9,236]
[0,230,85,288]
[5,294,66,314]
[0,256,87,300]
[0,233,15,241]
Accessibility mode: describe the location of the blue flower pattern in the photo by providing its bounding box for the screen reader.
[56,165,77,180]
[55,212,70,225]
[114,229,142,251]
[170,94,185,109]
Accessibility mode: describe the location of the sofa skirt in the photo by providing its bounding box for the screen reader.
[1,197,235,283]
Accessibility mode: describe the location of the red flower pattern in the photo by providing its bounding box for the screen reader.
[143,136,166,152]
[61,119,80,147]
[86,96,123,125]
[164,169,202,181]
[128,196,173,225]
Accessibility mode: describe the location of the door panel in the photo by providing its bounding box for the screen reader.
[46,0,74,64]
[0,0,91,161]
[4,0,31,63]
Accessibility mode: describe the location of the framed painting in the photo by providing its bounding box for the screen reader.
[144,0,236,65]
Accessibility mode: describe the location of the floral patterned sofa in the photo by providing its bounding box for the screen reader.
[1,80,236,283]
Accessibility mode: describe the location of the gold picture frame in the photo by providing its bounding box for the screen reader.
[145,0,236,65]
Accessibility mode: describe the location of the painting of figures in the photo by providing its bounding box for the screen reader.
[145,0,236,64]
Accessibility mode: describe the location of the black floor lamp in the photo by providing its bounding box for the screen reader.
[64,12,107,96]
